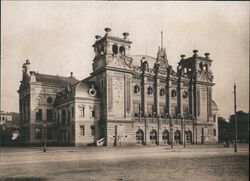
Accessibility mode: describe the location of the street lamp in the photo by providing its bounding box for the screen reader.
[43,120,47,152]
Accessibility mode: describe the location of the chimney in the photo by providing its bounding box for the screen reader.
[70,72,73,78]
[193,50,198,57]
[104,27,111,36]
[204,52,210,59]
[123,32,129,39]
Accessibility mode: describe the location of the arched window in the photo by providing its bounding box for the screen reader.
[134,85,140,93]
[136,129,144,144]
[160,88,165,96]
[199,62,203,70]
[150,130,157,144]
[171,89,177,97]
[147,87,153,95]
[119,46,126,55]
[184,67,188,74]
[203,64,208,71]
[100,45,105,55]
[174,130,181,144]
[112,44,118,54]
[162,130,170,144]
[61,110,66,126]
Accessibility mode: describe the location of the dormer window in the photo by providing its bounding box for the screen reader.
[112,44,118,54]
[119,46,126,55]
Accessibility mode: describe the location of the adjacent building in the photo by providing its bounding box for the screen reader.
[18,28,218,146]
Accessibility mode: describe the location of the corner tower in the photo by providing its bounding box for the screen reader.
[88,28,134,146]
[178,50,215,144]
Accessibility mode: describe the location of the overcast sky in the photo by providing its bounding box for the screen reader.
[1,1,249,118]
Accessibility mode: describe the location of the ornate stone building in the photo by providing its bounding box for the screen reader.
[18,28,218,146]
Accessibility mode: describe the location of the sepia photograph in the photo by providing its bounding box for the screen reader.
[0,1,249,181]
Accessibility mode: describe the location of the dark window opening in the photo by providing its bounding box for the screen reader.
[148,87,153,95]
[171,90,177,97]
[47,109,53,121]
[134,85,140,93]
[47,128,53,139]
[160,88,165,96]
[112,44,118,54]
[92,108,95,118]
[119,46,126,55]
[36,109,42,121]
[80,125,85,136]
[35,127,42,139]
[61,110,66,126]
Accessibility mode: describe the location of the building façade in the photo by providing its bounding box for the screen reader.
[18,28,218,146]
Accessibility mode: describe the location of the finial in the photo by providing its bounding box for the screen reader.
[123,32,129,39]
[204,52,210,59]
[26,59,30,64]
[181,55,186,59]
[161,31,163,49]
[193,50,198,57]
[95,35,101,40]
[104,27,111,35]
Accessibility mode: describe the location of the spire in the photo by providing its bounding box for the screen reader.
[161,31,163,49]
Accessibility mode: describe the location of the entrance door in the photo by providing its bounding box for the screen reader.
[162,130,170,144]
[174,130,181,144]
[136,129,144,144]
[150,130,157,144]
[186,130,192,144]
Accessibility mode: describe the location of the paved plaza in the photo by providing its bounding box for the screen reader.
[0,144,249,181]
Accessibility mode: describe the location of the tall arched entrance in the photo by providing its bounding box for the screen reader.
[185,130,192,144]
[136,129,144,144]
[174,130,181,144]
[162,130,170,144]
[150,130,157,144]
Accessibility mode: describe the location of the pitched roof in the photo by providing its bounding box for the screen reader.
[35,73,79,86]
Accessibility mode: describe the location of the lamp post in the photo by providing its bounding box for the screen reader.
[144,114,147,145]
[234,83,237,153]
[167,113,174,149]
[183,118,186,148]
[43,120,47,152]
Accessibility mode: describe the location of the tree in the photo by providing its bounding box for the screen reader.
[218,116,230,142]
[229,111,249,143]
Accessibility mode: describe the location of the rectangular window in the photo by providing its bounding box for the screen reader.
[80,125,85,136]
[71,107,74,118]
[47,128,53,139]
[47,109,53,121]
[35,127,42,139]
[80,107,85,117]
[36,109,42,121]
[213,115,216,123]
[91,125,95,136]
[92,108,95,118]
[213,129,216,136]
[133,103,140,117]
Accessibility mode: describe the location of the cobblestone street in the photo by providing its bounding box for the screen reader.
[0,144,248,181]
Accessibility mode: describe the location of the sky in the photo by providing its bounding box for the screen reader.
[1,1,249,118]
